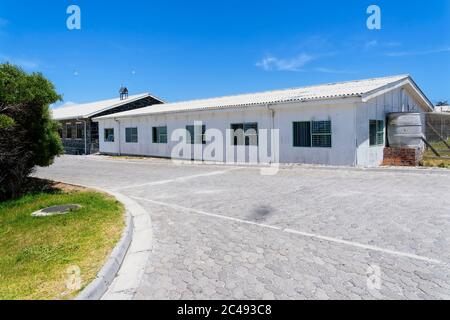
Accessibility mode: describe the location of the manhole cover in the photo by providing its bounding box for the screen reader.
[32,204,82,217]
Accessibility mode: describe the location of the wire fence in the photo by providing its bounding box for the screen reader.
[423,112,450,160]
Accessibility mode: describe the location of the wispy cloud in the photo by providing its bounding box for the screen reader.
[51,101,77,110]
[0,54,40,70]
[315,67,357,74]
[386,47,450,57]
[364,40,378,50]
[256,54,314,72]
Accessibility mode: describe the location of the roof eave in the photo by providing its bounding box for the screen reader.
[93,96,362,121]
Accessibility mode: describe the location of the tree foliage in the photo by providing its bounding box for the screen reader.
[0,63,63,200]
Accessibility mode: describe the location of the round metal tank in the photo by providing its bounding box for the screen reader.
[387,113,424,148]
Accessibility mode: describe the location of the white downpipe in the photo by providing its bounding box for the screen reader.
[115,118,121,156]
[267,104,275,163]
[84,120,87,155]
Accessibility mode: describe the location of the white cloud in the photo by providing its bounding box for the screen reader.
[364,40,378,49]
[0,54,40,70]
[386,47,450,57]
[51,101,77,110]
[256,54,314,72]
[315,67,356,74]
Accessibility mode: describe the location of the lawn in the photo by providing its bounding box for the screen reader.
[0,185,125,300]
[421,138,450,168]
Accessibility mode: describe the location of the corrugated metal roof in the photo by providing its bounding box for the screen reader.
[95,75,411,120]
[51,93,156,120]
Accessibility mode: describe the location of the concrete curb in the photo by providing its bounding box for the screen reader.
[100,192,153,300]
[75,191,135,300]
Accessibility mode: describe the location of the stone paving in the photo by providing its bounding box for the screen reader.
[36,156,450,300]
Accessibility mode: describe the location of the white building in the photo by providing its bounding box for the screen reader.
[93,75,433,167]
[434,105,450,113]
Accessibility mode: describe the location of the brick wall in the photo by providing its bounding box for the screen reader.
[382,147,423,167]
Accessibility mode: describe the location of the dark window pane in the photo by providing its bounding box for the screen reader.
[66,124,72,139]
[312,121,331,134]
[370,120,384,146]
[126,127,138,143]
[76,123,83,139]
[152,127,157,143]
[312,135,332,148]
[231,124,244,146]
[104,128,114,142]
[293,122,311,147]
[186,125,195,144]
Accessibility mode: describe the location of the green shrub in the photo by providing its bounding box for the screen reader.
[0,63,63,201]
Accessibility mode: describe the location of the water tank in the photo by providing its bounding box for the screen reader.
[387,113,424,148]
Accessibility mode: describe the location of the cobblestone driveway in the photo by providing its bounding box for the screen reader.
[36,156,450,300]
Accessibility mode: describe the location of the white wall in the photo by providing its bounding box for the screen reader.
[96,86,428,167]
[97,101,359,166]
[355,85,427,167]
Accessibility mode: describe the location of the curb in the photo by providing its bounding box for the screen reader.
[74,189,153,300]
[75,191,134,300]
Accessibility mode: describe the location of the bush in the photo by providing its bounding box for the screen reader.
[0,63,63,201]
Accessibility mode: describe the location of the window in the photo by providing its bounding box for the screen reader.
[152,126,168,144]
[104,128,114,142]
[231,122,258,146]
[369,120,384,146]
[312,121,332,148]
[293,120,332,148]
[66,124,73,139]
[76,123,84,139]
[293,122,311,147]
[186,125,206,144]
[125,127,138,143]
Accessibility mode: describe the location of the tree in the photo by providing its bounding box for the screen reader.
[0,63,63,200]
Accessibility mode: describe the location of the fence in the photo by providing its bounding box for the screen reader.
[423,112,450,161]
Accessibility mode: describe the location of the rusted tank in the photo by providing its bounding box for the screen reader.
[387,113,424,148]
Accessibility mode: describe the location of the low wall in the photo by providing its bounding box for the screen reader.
[382,147,422,167]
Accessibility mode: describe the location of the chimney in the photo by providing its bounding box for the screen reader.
[119,86,129,100]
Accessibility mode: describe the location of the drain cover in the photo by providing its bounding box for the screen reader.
[32,204,82,217]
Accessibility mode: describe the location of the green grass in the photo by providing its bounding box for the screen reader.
[0,190,124,300]
[421,138,450,168]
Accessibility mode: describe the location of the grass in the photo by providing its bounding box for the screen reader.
[0,187,125,300]
[421,138,450,169]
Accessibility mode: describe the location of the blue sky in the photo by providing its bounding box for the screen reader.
[0,0,449,107]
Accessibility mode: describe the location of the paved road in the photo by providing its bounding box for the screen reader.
[36,156,450,300]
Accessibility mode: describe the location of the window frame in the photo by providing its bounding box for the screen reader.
[230,122,259,146]
[104,128,115,142]
[311,121,332,148]
[152,126,168,144]
[293,120,332,149]
[76,123,84,140]
[293,121,312,148]
[65,123,73,140]
[125,127,138,143]
[369,120,385,147]
[186,125,206,145]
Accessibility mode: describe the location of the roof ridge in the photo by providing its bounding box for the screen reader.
[57,92,150,109]
[165,74,410,105]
